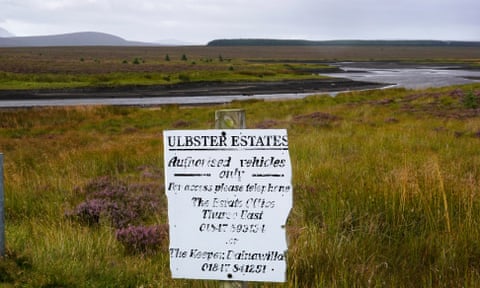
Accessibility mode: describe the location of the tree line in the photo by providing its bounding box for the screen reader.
[207,39,480,47]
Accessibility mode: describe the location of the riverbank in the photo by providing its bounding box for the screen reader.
[0,78,386,100]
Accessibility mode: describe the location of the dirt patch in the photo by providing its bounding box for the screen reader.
[294,111,340,121]
[0,78,386,101]
[292,111,341,126]
[254,119,283,129]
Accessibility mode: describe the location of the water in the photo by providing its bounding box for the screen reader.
[0,92,315,108]
[1,63,479,108]
[323,63,480,89]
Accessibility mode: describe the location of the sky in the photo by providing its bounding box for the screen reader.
[1,0,479,44]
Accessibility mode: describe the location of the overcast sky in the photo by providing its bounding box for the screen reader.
[1,0,479,44]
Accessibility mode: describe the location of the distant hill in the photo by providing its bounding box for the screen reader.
[0,27,14,37]
[207,39,480,47]
[0,31,158,47]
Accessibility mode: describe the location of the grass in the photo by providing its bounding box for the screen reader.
[0,82,480,286]
[0,67,331,90]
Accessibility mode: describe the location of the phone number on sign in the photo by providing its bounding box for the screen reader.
[201,263,267,274]
[199,223,266,233]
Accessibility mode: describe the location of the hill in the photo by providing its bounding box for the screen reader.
[0,27,14,37]
[207,39,480,47]
[0,31,158,47]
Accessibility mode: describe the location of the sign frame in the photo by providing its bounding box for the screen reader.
[164,129,292,282]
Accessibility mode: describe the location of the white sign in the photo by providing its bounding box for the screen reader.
[163,129,292,282]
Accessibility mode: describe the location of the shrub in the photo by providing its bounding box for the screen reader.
[463,90,480,109]
[66,176,164,228]
[70,198,107,225]
[116,225,169,254]
[178,73,190,82]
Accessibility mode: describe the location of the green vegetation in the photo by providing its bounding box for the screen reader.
[463,90,480,109]
[0,60,328,90]
[1,83,480,287]
[0,68,330,90]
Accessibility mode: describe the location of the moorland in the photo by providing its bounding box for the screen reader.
[0,45,480,287]
[0,45,480,99]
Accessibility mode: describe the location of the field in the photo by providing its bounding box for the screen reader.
[1,46,480,287]
[1,46,480,90]
[0,46,334,90]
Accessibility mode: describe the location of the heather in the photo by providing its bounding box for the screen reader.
[65,176,169,255]
[66,176,164,229]
[0,83,480,287]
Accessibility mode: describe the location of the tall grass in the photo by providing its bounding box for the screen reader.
[1,83,480,287]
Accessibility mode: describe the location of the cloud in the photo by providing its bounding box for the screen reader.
[0,0,479,43]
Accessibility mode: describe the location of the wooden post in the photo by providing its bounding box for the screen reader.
[215,110,248,288]
[0,153,5,257]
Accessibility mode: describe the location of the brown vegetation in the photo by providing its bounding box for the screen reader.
[1,46,479,74]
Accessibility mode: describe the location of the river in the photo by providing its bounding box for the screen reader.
[1,63,479,108]
[323,62,480,89]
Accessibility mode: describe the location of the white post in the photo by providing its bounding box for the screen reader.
[0,153,5,257]
[215,110,248,288]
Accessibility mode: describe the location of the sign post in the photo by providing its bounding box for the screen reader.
[0,153,5,257]
[215,109,246,130]
[216,110,247,288]
[163,111,292,284]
